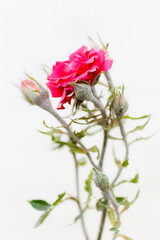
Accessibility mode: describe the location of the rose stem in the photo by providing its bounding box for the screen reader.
[72,152,89,240]
[39,99,100,171]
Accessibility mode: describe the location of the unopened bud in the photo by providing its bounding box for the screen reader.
[69,83,93,101]
[112,93,128,117]
[93,169,109,191]
[20,78,49,106]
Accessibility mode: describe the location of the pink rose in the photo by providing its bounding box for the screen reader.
[47,46,113,110]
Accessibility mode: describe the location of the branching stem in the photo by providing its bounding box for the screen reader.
[90,94,108,170]
[40,100,100,171]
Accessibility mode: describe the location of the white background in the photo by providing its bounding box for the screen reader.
[0,0,160,239]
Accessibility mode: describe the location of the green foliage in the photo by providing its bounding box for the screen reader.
[130,173,139,183]
[35,208,52,228]
[122,158,129,168]
[120,190,140,214]
[129,133,156,145]
[109,226,120,235]
[88,145,100,160]
[116,197,127,204]
[123,115,150,120]
[52,192,66,206]
[77,158,87,166]
[85,170,94,203]
[29,193,66,228]
[55,141,85,154]
[108,209,116,226]
[28,200,51,211]
[113,173,139,188]
[96,198,108,211]
[127,117,150,135]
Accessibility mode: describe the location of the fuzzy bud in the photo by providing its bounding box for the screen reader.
[112,93,128,117]
[21,78,49,106]
[69,83,93,101]
[93,169,109,191]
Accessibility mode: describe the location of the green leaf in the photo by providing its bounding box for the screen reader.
[77,158,86,166]
[108,135,122,140]
[34,208,52,228]
[74,130,86,139]
[109,226,120,234]
[108,209,116,226]
[55,141,85,154]
[127,117,150,135]
[53,192,66,206]
[130,173,139,183]
[88,145,100,160]
[113,173,139,188]
[116,197,127,204]
[85,170,93,197]
[96,198,108,211]
[120,190,140,214]
[122,158,129,167]
[129,133,156,145]
[123,115,151,120]
[29,200,51,211]
[32,193,65,228]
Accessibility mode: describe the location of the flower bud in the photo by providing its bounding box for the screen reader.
[20,78,49,106]
[93,169,109,191]
[112,93,128,117]
[69,83,93,101]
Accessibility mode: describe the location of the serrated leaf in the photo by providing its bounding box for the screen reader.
[88,145,100,160]
[53,192,65,206]
[29,200,51,211]
[34,208,52,228]
[122,158,129,167]
[108,209,116,226]
[127,117,150,135]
